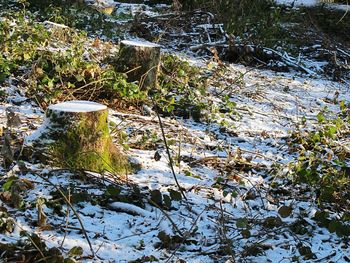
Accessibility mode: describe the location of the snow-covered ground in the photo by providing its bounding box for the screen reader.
[276,0,350,11]
[0,1,349,262]
[1,60,349,262]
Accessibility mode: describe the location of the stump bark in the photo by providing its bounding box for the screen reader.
[24,100,130,174]
[116,39,161,91]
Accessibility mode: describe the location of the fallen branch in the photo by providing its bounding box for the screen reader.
[190,42,228,51]
[263,47,316,75]
[109,202,155,218]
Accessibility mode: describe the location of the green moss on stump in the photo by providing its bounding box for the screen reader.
[26,101,131,174]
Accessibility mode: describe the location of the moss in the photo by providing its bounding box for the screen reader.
[51,137,130,174]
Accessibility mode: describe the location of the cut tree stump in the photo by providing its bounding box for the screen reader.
[24,100,131,174]
[116,39,161,90]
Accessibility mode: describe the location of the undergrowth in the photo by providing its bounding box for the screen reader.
[0,6,216,121]
[0,9,145,108]
[181,0,350,52]
[287,102,350,211]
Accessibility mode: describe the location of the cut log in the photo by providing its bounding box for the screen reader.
[24,100,131,174]
[115,39,161,91]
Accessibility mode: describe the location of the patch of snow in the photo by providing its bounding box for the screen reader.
[48,100,107,113]
[276,0,350,11]
[276,0,318,6]
[121,39,161,48]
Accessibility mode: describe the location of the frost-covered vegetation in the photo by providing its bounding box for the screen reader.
[0,0,349,262]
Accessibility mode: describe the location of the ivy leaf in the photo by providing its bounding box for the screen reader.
[317,112,326,123]
[278,206,292,218]
[106,185,121,198]
[2,177,17,191]
[341,212,350,222]
[328,220,350,237]
[313,210,330,227]
[163,195,172,210]
[263,216,283,229]
[23,53,31,61]
[68,246,83,257]
[241,229,251,238]
[231,191,238,198]
[169,189,182,201]
[325,125,337,138]
[150,190,162,206]
[157,231,170,247]
[297,244,315,259]
[236,218,248,229]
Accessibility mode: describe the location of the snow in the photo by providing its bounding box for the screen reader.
[276,0,319,6]
[121,39,161,48]
[109,202,156,218]
[48,100,107,113]
[275,0,350,11]
[4,61,350,261]
[24,118,51,143]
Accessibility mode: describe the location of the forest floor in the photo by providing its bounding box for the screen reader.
[0,0,349,262]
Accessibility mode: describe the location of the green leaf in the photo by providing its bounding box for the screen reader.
[317,112,326,123]
[341,212,350,222]
[68,246,83,257]
[169,189,182,201]
[231,191,238,198]
[325,125,337,138]
[150,190,162,206]
[0,73,7,83]
[328,220,350,237]
[2,177,17,191]
[178,69,185,77]
[106,185,121,198]
[241,229,251,238]
[278,206,292,218]
[297,244,315,259]
[236,218,248,229]
[263,216,283,229]
[23,53,31,61]
[163,195,171,210]
[313,210,330,227]
[216,177,224,183]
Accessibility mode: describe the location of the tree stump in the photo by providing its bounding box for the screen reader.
[24,100,130,174]
[116,39,161,91]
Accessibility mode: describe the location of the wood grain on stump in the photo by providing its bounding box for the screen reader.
[116,39,161,90]
[24,100,130,174]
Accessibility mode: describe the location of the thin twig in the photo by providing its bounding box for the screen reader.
[35,171,95,257]
[218,200,235,261]
[153,103,187,200]
[165,207,207,263]
[149,199,183,237]
[60,187,71,248]
[12,221,46,261]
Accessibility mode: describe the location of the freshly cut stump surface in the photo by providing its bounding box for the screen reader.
[116,39,161,90]
[24,100,130,174]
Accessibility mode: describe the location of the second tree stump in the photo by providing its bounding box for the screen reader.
[116,39,161,90]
